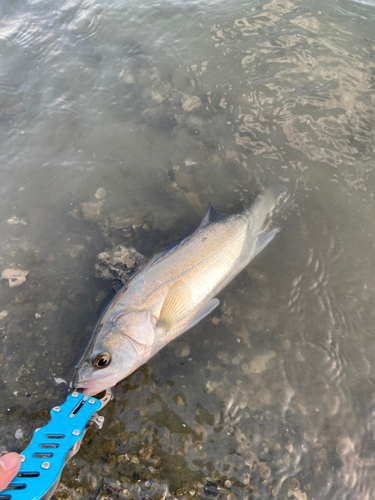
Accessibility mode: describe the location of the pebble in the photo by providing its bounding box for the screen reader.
[174,342,190,357]
[68,13,91,33]
[175,170,195,192]
[1,269,29,288]
[185,115,204,134]
[142,107,177,131]
[118,69,135,84]
[259,464,271,479]
[336,436,355,457]
[247,351,276,374]
[54,377,68,385]
[80,202,101,221]
[241,55,254,66]
[181,95,201,112]
[89,476,98,490]
[108,211,141,230]
[95,187,106,200]
[240,472,250,485]
[0,311,8,321]
[15,428,23,439]
[287,477,300,491]
[287,488,307,500]
[225,150,240,161]
[172,393,187,406]
[185,158,198,166]
[7,216,27,225]
[67,245,85,258]
[151,90,169,104]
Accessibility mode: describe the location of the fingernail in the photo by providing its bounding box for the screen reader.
[0,453,21,472]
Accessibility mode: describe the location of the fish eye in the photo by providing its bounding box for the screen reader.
[90,351,112,369]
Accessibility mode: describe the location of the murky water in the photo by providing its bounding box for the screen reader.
[1,0,375,498]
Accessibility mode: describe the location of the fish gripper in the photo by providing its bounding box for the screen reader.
[0,390,112,500]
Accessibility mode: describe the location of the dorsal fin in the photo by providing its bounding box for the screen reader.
[197,203,228,231]
[135,205,228,272]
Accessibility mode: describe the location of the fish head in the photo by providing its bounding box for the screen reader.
[74,311,156,396]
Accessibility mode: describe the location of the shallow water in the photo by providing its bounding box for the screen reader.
[1,0,375,498]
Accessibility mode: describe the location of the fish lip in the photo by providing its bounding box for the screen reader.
[74,370,118,392]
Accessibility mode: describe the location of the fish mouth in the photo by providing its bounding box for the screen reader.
[75,371,118,397]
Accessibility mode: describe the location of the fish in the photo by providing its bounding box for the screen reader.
[74,190,280,396]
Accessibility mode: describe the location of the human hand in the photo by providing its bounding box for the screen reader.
[0,453,21,491]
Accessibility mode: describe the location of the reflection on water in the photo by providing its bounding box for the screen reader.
[1,0,375,498]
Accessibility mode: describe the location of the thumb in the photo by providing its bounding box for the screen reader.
[0,453,21,491]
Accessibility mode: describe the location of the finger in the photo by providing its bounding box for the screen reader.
[0,453,21,491]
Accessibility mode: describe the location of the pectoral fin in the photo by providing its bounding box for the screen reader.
[158,281,192,331]
[181,298,220,334]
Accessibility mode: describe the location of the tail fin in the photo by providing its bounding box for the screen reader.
[245,188,278,235]
[245,189,280,258]
[252,227,280,258]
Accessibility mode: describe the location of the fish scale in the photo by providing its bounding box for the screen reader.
[136,216,248,313]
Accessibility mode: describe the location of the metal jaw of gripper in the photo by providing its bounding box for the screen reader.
[0,388,113,500]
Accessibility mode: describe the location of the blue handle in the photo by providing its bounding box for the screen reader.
[0,392,101,500]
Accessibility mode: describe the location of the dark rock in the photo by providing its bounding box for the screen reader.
[142,106,177,131]
[204,481,220,497]
[95,245,147,284]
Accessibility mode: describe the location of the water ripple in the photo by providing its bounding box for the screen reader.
[67,2,104,41]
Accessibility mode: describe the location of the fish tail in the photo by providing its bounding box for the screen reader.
[252,226,279,258]
[245,188,278,235]
[243,188,280,259]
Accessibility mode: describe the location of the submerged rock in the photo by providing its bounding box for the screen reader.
[174,342,191,358]
[108,210,143,230]
[184,192,204,216]
[174,169,196,192]
[97,479,169,500]
[118,68,135,84]
[1,268,29,288]
[182,94,201,112]
[7,216,27,225]
[171,69,195,94]
[95,187,106,200]
[95,245,147,284]
[0,310,8,321]
[142,106,177,131]
[185,115,205,134]
[81,202,101,221]
[247,352,276,374]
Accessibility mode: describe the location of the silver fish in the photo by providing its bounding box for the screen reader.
[74,190,279,396]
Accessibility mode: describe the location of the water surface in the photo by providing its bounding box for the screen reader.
[1,0,375,498]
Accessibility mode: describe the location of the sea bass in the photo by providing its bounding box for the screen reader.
[74,191,279,396]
